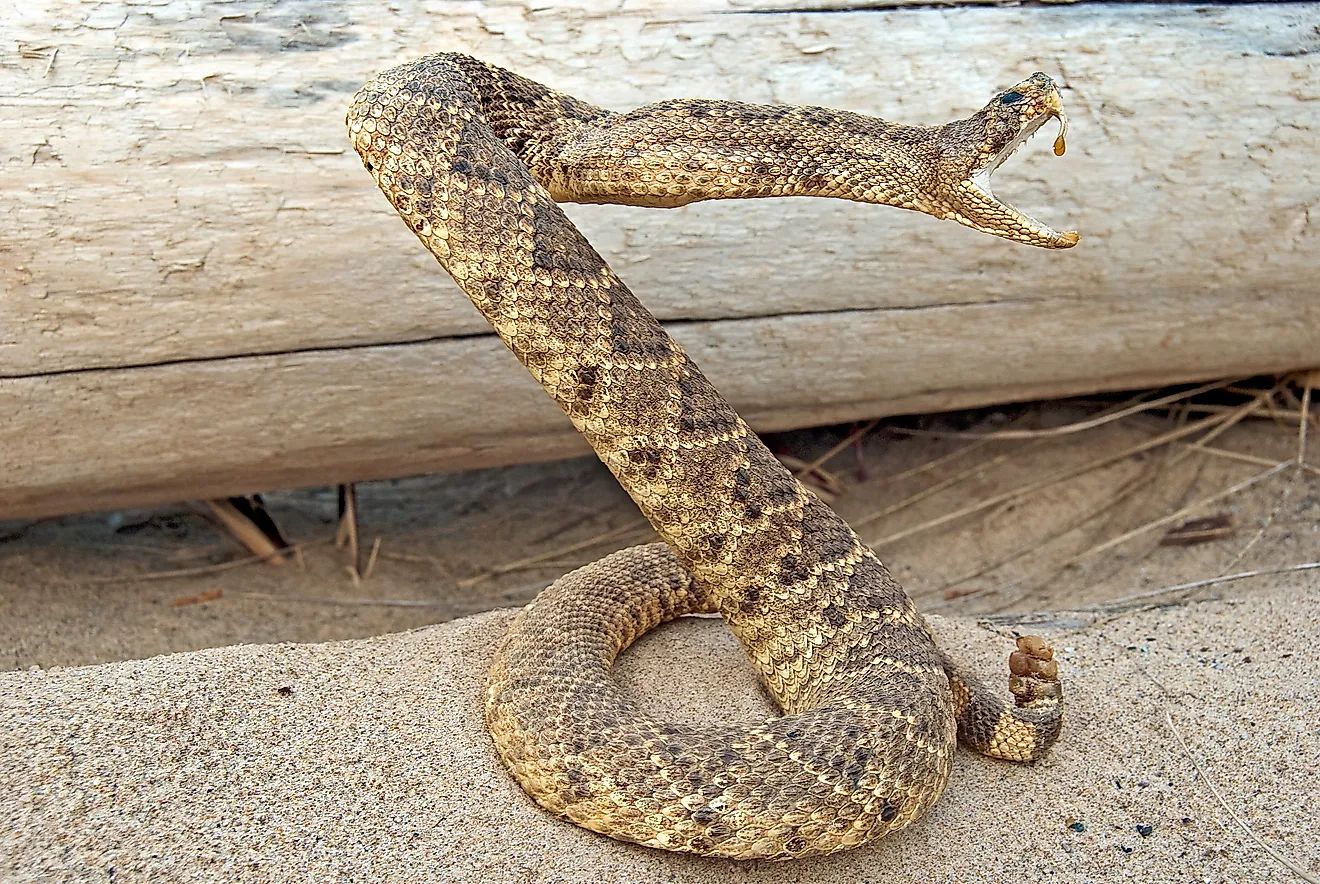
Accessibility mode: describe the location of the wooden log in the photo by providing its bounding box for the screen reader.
[1,1,1318,518]
[5,294,1315,519]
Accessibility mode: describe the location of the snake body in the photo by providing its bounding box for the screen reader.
[348,54,1071,860]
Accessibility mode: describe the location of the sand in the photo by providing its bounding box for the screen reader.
[3,405,1317,882]
[4,410,1316,672]
[3,580,1318,883]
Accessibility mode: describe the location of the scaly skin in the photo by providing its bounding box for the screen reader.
[347,53,1068,860]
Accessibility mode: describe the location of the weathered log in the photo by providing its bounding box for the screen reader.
[2,1,1318,518]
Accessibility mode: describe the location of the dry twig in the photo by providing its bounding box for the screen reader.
[1158,514,1236,547]
[867,403,1256,550]
[1051,461,1290,566]
[234,592,443,608]
[916,386,1277,611]
[792,419,880,477]
[205,499,286,566]
[363,537,383,580]
[1165,708,1319,884]
[55,539,331,587]
[853,445,1037,530]
[776,453,844,500]
[336,483,361,577]
[889,379,1236,441]
[458,518,650,588]
[921,472,1162,609]
[1088,561,1320,613]
[1177,443,1320,477]
[1217,374,1312,575]
[171,589,224,608]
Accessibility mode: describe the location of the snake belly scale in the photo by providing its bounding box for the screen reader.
[347,53,1071,860]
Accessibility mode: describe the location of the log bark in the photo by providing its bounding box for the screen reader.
[2,1,1318,518]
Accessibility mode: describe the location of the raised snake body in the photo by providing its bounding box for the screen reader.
[347,54,1072,860]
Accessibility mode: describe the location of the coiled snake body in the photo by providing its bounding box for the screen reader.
[348,54,1073,860]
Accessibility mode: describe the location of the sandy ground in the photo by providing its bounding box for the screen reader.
[3,585,1317,883]
[2,396,1318,881]
[4,401,1317,670]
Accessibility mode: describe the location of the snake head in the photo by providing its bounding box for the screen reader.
[933,73,1079,249]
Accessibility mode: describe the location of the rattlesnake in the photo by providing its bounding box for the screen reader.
[347,54,1072,860]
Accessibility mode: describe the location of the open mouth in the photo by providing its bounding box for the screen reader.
[969,106,1078,248]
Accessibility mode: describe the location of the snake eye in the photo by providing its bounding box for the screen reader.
[1000,91,1025,106]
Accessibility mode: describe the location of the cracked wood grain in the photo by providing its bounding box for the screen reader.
[3,296,1315,519]
[0,1,1317,516]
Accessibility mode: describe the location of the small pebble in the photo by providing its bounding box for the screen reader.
[1068,821,1086,833]
[1136,824,1153,837]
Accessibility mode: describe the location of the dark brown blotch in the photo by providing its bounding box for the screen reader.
[821,603,847,628]
[691,806,718,825]
[576,364,598,400]
[779,554,809,584]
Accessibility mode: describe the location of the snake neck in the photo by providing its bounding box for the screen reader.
[540,100,944,214]
[422,56,945,217]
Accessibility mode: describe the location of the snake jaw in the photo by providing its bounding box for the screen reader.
[959,163,1080,250]
[946,75,1079,249]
